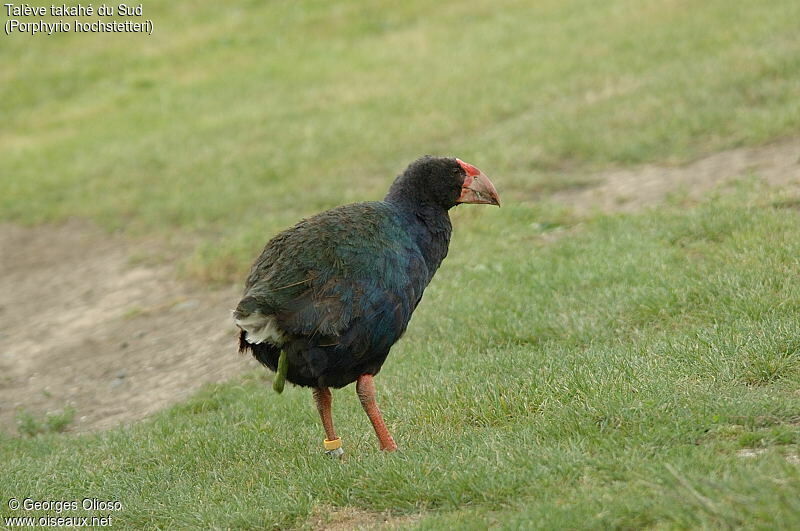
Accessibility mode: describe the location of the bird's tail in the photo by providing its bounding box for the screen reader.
[238,329,251,354]
[238,329,281,368]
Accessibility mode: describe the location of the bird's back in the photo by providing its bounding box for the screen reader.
[235,201,437,388]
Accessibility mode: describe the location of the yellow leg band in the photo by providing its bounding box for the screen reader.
[324,437,342,451]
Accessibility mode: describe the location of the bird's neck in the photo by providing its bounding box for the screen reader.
[386,197,453,281]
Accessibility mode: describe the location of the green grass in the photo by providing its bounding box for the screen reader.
[3,0,800,528]
[3,187,800,528]
[2,0,800,281]
[15,407,76,437]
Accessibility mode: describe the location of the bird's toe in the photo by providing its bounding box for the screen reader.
[324,447,344,459]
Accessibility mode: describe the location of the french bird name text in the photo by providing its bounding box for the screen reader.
[3,3,152,35]
[3,4,143,16]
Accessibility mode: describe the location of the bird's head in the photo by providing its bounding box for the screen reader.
[386,156,500,210]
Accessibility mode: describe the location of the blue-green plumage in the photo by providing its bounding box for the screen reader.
[234,156,484,389]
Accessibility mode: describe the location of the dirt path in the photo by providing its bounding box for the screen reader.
[1,138,798,435]
[0,222,258,433]
[553,137,800,212]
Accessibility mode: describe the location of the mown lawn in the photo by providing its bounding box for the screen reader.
[3,189,800,528]
[2,0,800,528]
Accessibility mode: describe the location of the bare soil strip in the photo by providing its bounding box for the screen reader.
[554,137,800,213]
[0,221,257,433]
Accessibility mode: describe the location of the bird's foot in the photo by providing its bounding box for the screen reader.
[380,440,398,452]
[325,447,344,459]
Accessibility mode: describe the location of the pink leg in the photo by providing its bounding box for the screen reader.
[356,374,397,452]
[312,387,337,441]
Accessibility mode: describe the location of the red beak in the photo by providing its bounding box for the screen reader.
[455,159,500,207]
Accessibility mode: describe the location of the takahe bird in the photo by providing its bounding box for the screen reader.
[234,156,500,455]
